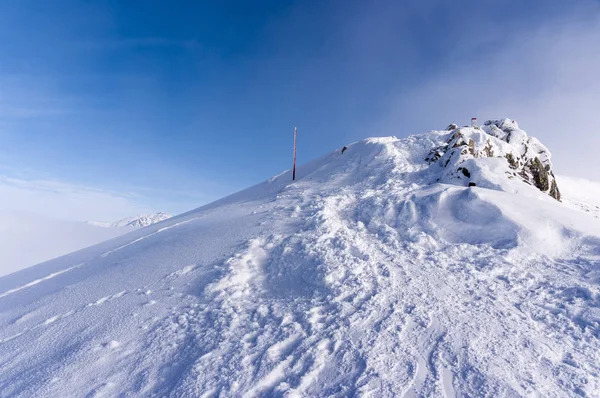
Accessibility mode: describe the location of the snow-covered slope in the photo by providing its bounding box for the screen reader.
[558,175,600,219]
[0,211,130,277]
[1,123,600,397]
[87,212,172,228]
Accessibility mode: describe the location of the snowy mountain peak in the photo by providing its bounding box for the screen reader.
[2,121,600,397]
[426,118,560,200]
[87,212,172,228]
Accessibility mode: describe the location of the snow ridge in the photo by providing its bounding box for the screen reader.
[0,122,599,397]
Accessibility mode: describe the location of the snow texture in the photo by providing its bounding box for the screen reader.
[1,123,600,397]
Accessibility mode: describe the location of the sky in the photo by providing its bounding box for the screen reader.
[1,0,599,221]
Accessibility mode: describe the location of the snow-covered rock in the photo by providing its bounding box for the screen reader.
[426,118,561,200]
[0,122,599,397]
[87,212,172,228]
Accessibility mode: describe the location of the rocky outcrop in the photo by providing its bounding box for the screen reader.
[426,119,561,201]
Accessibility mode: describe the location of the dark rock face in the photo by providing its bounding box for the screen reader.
[458,167,471,178]
[549,174,561,201]
[426,119,561,201]
[425,145,448,164]
[527,158,549,192]
[505,154,518,169]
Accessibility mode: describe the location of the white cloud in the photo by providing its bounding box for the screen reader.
[0,173,156,222]
[379,4,600,180]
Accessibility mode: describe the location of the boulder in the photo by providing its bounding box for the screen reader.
[426,120,561,201]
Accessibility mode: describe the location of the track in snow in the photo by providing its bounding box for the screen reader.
[0,136,599,397]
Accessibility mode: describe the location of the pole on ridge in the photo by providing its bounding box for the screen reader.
[292,127,297,181]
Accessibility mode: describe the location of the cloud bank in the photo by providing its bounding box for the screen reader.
[380,3,600,180]
[0,173,156,222]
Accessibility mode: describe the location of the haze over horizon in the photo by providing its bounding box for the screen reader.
[1,0,599,220]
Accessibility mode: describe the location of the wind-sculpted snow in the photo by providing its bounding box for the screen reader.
[1,128,600,397]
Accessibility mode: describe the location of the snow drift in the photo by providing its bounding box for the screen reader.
[1,120,599,397]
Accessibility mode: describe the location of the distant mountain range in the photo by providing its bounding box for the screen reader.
[86,212,172,228]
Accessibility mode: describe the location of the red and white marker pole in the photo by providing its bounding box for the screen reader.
[292,126,297,181]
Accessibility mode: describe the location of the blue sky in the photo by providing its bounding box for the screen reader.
[1,0,599,220]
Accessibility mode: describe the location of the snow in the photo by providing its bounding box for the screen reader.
[87,212,172,228]
[1,125,600,396]
[558,175,600,219]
